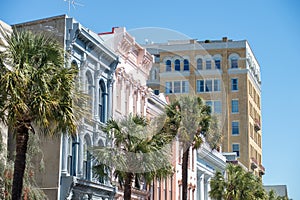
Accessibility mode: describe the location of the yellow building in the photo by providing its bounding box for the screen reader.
[145,37,265,176]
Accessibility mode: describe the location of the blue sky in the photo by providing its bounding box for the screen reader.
[1,0,300,199]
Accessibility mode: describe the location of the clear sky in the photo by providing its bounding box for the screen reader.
[1,0,300,199]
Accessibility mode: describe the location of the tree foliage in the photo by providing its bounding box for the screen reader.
[92,114,174,200]
[0,30,83,199]
[210,164,267,200]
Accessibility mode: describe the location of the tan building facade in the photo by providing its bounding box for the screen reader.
[145,38,265,177]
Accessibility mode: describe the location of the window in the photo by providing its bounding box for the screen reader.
[206,59,212,70]
[83,137,91,180]
[232,143,240,157]
[182,81,189,93]
[175,59,180,71]
[99,80,106,123]
[231,78,238,91]
[166,60,171,71]
[67,136,76,176]
[154,90,159,95]
[214,101,222,113]
[205,101,213,108]
[183,59,189,71]
[231,58,238,68]
[174,81,181,93]
[205,80,212,92]
[214,79,221,92]
[165,82,172,94]
[231,99,239,113]
[215,59,221,69]
[197,58,203,70]
[232,121,239,135]
[196,80,204,93]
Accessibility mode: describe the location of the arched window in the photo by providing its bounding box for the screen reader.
[197,58,203,70]
[99,80,106,123]
[175,59,180,71]
[183,59,189,71]
[166,60,171,71]
[97,139,106,184]
[83,135,91,180]
[231,58,238,68]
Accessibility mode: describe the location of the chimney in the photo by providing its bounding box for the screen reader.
[222,37,228,42]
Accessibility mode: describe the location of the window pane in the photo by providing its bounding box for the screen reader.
[197,58,203,70]
[182,81,189,93]
[206,60,212,70]
[197,80,204,93]
[214,101,222,113]
[174,81,181,93]
[215,59,221,69]
[232,144,240,157]
[214,79,221,92]
[184,59,189,71]
[232,121,239,135]
[231,58,238,68]
[231,78,238,91]
[231,99,239,113]
[205,80,212,92]
[175,59,180,71]
[165,82,172,94]
[206,101,213,108]
[166,60,171,71]
[154,90,159,95]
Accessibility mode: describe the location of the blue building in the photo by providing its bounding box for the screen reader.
[14,15,119,200]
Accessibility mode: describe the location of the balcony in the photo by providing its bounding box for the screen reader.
[250,157,258,170]
[254,119,261,132]
[259,164,265,176]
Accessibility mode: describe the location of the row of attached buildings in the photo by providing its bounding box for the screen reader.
[0,14,263,200]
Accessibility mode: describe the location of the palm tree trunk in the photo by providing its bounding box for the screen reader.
[12,124,29,200]
[182,147,189,200]
[124,172,133,200]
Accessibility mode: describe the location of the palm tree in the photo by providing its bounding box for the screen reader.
[92,114,174,200]
[0,30,80,200]
[166,95,212,200]
[210,164,267,200]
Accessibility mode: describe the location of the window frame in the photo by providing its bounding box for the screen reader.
[232,121,240,135]
[231,99,239,113]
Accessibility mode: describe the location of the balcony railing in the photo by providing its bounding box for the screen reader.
[254,119,261,131]
[250,157,258,170]
[259,164,265,175]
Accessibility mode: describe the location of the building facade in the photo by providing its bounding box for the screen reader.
[145,38,265,176]
[100,27,153,199]
[14,15,119,200]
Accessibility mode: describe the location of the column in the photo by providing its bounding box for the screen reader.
[206,177,211,200]
[61,133,68,175]
[77,135,83,177]
[107,78,114,120]
[197,172,204,200]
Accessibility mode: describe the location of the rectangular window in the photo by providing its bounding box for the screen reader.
[165,82,172,94]
[205,80,212,92]
[205,101,213,110]
[215,59,221,69]
[196,80,204,93]
[214,79,221,92]
[206,60,212,70]
[231,78,238,91]
[232,143,240,157]
[232,121,239,135]
[182,81,189,93]
[214,101,222,113]
[231,58,238,68]
[231,99,239,113]
[174,81,181,93]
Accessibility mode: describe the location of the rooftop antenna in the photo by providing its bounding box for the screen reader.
[64,0,84,15]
